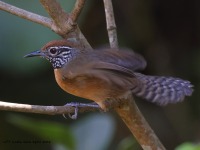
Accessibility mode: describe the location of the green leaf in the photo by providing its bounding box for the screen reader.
[175,142,200,150]
[116,136,140,150]
[7,115,75,150]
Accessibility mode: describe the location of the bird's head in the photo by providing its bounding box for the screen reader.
[24,40,80,69]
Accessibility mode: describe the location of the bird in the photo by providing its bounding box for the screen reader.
[24,39,193,111]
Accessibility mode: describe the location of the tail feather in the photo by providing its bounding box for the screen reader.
[132,73,193,105]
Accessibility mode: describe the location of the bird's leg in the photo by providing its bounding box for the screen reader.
[63,99,123,119]
[63,102,100,119]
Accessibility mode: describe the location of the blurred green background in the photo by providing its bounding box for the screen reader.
[0,0,200,150]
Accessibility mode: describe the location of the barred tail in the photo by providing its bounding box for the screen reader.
[132,73,193,105]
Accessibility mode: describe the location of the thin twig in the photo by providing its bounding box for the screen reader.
[0,101,99,115]
[0,1,52,28]
[70,0,86,22]
[103,0,118,48]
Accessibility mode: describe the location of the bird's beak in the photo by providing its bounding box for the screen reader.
[24,50,45,58]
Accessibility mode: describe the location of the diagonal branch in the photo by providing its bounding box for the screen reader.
[0,1,52,28]
[115,97,166,150]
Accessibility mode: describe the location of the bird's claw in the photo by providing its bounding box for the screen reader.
[63,102,79,120]
[62,102,100,119]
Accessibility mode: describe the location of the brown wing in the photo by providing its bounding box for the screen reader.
[61,60,139,92]
[59,48,144,94]
[90,48,147,71]
[64,60,135,79]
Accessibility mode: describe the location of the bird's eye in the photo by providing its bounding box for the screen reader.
[49,48,57,55]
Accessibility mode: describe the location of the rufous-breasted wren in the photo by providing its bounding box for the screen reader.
[24,39,193,110]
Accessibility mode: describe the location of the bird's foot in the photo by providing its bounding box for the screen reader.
[63,102,100,119]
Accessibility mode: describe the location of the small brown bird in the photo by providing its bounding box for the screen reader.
[24,40,193,110]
